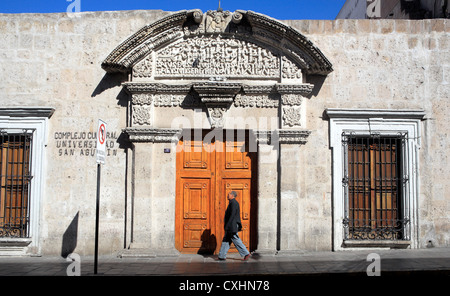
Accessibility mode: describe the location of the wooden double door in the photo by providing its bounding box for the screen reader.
[175,130,256,254]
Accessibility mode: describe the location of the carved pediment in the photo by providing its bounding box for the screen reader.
[102,9,333,77]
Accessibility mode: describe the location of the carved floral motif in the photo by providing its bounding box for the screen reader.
[132,93,153,105]
[282,107,301,127]
[132,106,151,126]
[234,94,279,108]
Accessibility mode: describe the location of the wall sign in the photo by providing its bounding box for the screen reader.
[54,130,119,158]
[96,120,107,164]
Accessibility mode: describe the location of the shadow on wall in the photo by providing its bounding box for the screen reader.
[91,72,129,107]
[61,212,79,258]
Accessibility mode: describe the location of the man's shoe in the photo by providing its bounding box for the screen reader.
[218,257,226,261]
[243,254,250,261]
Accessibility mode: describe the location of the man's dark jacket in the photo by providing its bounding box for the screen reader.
[224,198,242,233]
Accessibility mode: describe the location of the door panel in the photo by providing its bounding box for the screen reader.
[176,130,256,254]
[183,139,210,170]
[183,180,209,219]
[217,180,251,251]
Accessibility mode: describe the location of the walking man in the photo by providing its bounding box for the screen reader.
[218,191,250,261]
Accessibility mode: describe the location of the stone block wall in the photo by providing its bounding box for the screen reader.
[0,10,448,254]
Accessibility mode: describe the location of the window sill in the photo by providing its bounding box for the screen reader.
[343,240,411,249]
[0,238,32,247]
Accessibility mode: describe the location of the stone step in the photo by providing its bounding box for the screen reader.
[118,248,180,258]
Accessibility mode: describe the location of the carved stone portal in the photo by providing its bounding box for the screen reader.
[105,9,333,139]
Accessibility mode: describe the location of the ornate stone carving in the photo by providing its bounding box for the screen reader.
[275,83,311,128]
[123,82,192,94]
[205,10,232,33]
[281,94,303,106]
[282,107,302,127]
[207,107,227,128]
[275,83,314,96]
[253,130,272,144]
[192,82,241,128]
[155,36,280,79]
[102,10,333,76]
[234,94,279,108]
[133,56,152,78]
[282,56,303,80]
[125,127,182,143]
[276,129,311,145]
[132,93,153,105]
[132,106,151,126]
[184,9,250,36]
[153,93,201,108]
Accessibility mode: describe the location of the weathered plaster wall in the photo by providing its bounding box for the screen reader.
[284,18,449,249]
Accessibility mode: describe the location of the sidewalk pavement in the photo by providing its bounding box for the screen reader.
[0,247,449,277]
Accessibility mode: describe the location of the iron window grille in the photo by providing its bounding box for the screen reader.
[0,130,33,238]
[342,131,410,241]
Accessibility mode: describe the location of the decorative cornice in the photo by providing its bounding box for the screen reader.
[192,82,242,128]
[275,129,311,144]
[242,84,275,94]
[325,108,426,120]
[124,127,182,143]
[192,82,242,101]
[102,10,189,73]
[0,107,55,118]
[275,83,314,95]
[123,82,192,94]
[253,130,272,144]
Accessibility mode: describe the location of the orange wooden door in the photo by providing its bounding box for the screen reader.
[176,131,216,253]
[215,135,253,253]
[175,130,256,254]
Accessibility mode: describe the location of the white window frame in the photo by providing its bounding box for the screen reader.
[0,107,54,255]
[326,109,425,250]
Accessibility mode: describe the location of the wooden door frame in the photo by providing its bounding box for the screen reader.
[175,129,257,254]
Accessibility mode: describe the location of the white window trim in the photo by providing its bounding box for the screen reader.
[0,107,54,255]
[326,108,425,251]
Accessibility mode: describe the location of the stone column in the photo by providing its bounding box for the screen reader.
[254,131,278,254]
[125,128,181,253]
[130,141,153,248]
[276,130,310,252]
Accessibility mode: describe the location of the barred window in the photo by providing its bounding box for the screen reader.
[0,131,33,238]
[342,132,410,241]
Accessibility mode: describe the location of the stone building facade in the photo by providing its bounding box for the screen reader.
[0,9,448,256]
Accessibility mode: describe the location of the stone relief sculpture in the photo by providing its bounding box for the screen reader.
[103,9,333,140]
[155,37,280,79]
[132,106,151,126]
